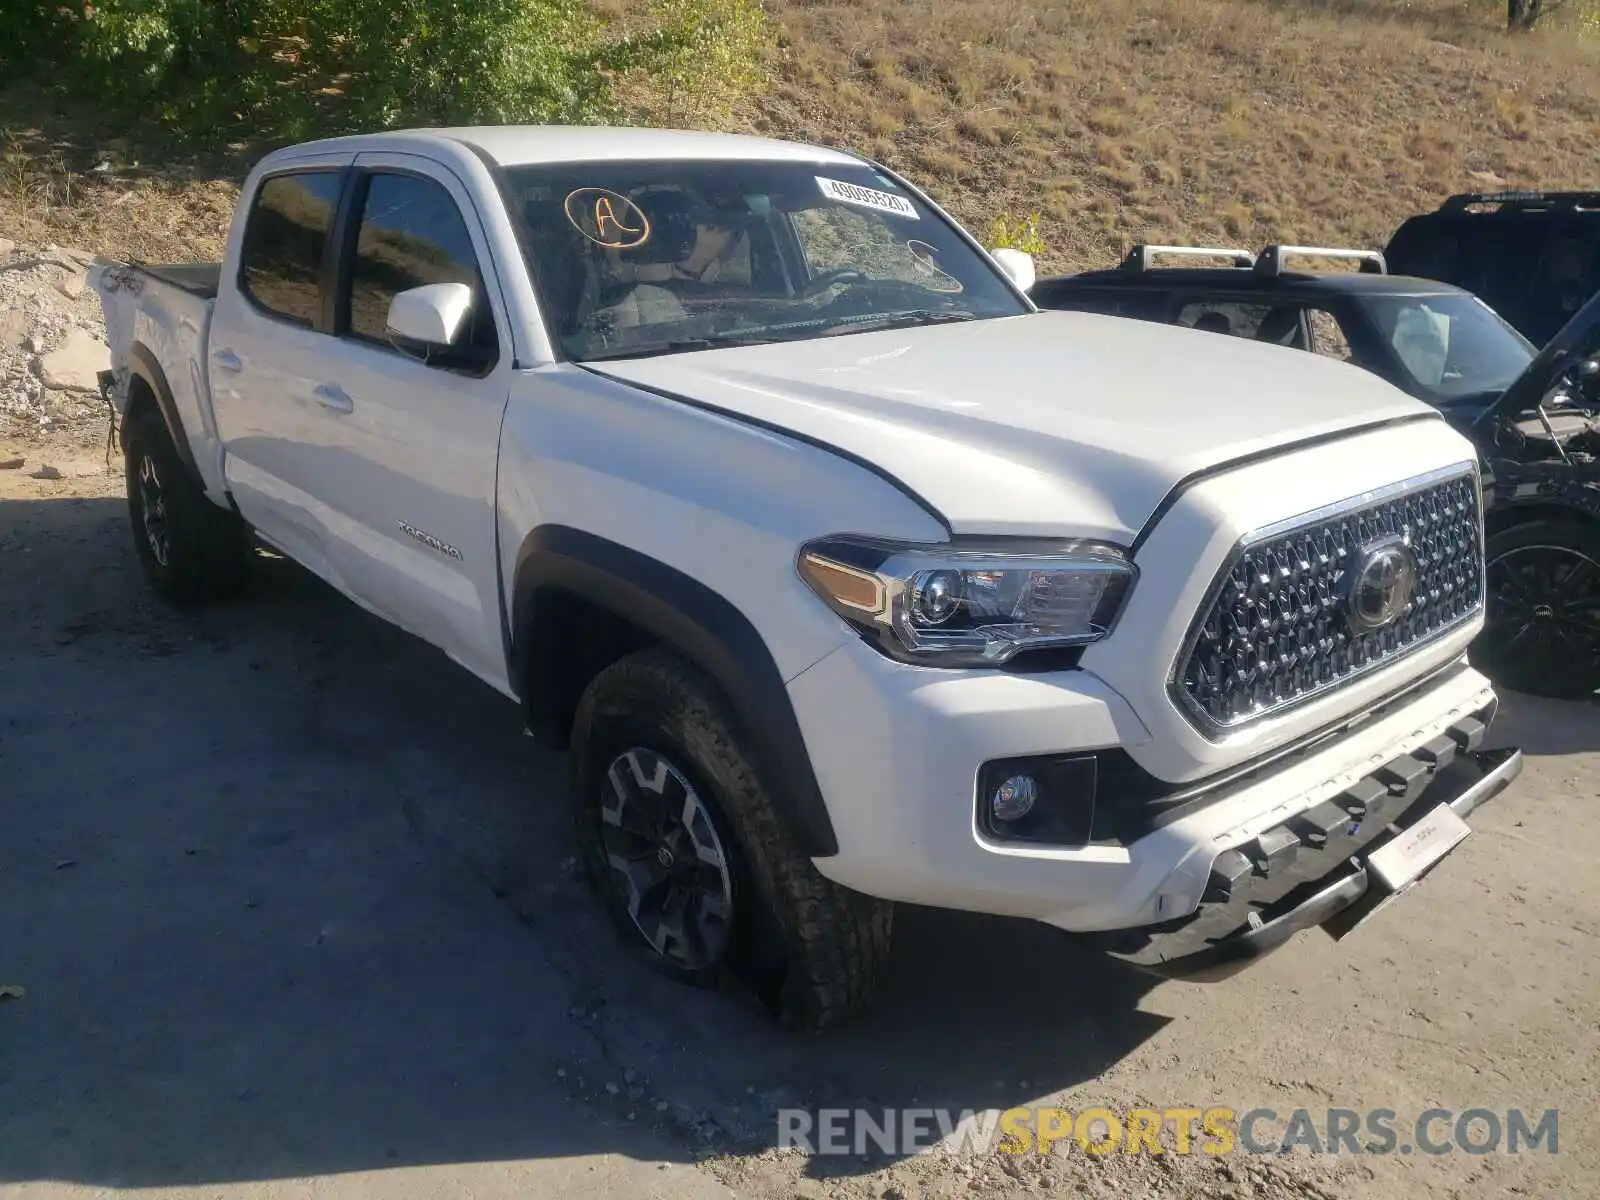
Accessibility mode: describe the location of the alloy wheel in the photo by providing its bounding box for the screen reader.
[137,453,171,568]
[599,746,735,970]
[1482,544,1600,680]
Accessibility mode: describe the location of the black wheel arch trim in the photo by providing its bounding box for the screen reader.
[511,524,840,858]
[125,343,203,486]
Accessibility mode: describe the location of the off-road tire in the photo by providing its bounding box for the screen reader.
[122,407,250,604]
[1475,518,1600,700]
[570,647,893,1030]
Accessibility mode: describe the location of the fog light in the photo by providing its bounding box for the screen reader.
[991,774,1038,822]
[977,754,1098,847]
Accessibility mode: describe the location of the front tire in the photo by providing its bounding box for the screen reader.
[570,648,892,1030]
[123,407,250,604]
[1474,518,1600,700]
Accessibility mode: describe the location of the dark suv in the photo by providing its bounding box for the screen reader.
[1386,191,1600,349]
[1032,244,1600,699]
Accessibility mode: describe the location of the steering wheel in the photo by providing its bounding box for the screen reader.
[800,268,867,298]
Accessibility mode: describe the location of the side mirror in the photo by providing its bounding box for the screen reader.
[990,248,1035,295]
[386,282,474,355]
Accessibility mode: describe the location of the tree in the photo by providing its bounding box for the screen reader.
[1508,0,1546,30]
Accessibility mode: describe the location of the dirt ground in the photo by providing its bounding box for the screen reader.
[3,421,1598,1200]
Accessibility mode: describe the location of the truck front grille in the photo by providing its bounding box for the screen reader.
[1173,467,1483,734]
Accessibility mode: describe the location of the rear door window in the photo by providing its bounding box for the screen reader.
[1177,300,1271,339]
[1307,308,1357,362]
[238,171,344,326]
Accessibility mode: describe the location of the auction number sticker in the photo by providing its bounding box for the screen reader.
[816,176,919,219]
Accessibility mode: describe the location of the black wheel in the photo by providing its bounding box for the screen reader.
[122,407,250,604]
[570,647,892,1030]
[1474,518,1600,700]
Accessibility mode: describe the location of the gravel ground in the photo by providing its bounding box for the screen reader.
[3,290,1598,1200]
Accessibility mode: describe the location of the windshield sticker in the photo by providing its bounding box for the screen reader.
[816,176,919,220]
[906,239,963,293]
[565,187,652,249]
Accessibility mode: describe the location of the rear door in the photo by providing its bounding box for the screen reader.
[209,159,353,567]
[278,153,515,690]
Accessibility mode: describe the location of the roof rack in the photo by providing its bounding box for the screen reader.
[1439,191,1600,213]
[1253,245,1387,278]
[1118,244,1256,272]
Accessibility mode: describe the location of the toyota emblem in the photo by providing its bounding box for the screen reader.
[1345,536,1418,632]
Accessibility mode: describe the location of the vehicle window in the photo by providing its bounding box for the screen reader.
[499,159,1028,362]
[345,172,498,362]
[1307,308,1356,362]
[1177,300,1272,339]
[1365,293,1535,403]
[239,171,343,326]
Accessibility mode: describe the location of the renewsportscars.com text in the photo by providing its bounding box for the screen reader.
[777,1106,1559,1158]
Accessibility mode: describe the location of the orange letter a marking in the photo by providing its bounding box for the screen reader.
[594,196,641,244]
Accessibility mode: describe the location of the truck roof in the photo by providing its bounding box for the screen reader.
[277,125,863,168]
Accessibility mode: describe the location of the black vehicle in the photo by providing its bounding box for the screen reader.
[1032,244,1600,698]
[1386,191,1600,348]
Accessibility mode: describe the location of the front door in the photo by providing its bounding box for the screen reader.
[286,154,516,692]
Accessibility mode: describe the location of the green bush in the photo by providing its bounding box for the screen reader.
[988,211,1049,257]
[2,0,770,144]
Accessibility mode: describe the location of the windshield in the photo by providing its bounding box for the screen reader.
[499,159,1028,361]
[1363,293,1535,403]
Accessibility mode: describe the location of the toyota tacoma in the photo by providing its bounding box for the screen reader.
[93,126,1522,1028]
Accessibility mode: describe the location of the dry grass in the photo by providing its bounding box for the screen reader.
[1,1,1596,275]
[734,0,1600,272]
[0,112,239,261]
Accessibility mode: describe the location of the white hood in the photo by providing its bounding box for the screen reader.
[590,311,1436,542]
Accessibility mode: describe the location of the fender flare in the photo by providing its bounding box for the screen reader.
[511,525,839,858]
[125,343,203,485]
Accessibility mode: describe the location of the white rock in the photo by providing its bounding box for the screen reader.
[53,273,86,300]
[38,326,108,394]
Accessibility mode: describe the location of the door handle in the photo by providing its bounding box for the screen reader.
[312,383,354,415]
[212,348,244,374]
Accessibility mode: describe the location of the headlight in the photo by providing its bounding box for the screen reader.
[797,536,1135,667]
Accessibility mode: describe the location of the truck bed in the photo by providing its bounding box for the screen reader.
[91,258,228,500]
[133,263,222,299]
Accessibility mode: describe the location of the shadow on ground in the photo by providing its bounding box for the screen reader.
[0,494,1167,1190]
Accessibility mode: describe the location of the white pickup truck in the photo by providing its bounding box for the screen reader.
[94,125,1522,1029]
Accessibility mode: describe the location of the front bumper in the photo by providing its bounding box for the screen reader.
[1092,733,1522,980]
[790,636,1512,943]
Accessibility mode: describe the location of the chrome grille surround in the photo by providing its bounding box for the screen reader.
[1171,464,1484,737]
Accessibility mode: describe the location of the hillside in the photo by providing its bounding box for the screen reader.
[736,0,1600,271]
[1,0,1597,274]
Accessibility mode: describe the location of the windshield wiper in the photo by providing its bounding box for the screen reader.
[584,333,778,362]
[819,309,978,337]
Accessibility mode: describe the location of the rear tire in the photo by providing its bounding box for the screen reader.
[1474,518,1600,700]
[123,407,250,604]
[570,647,892,1030]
